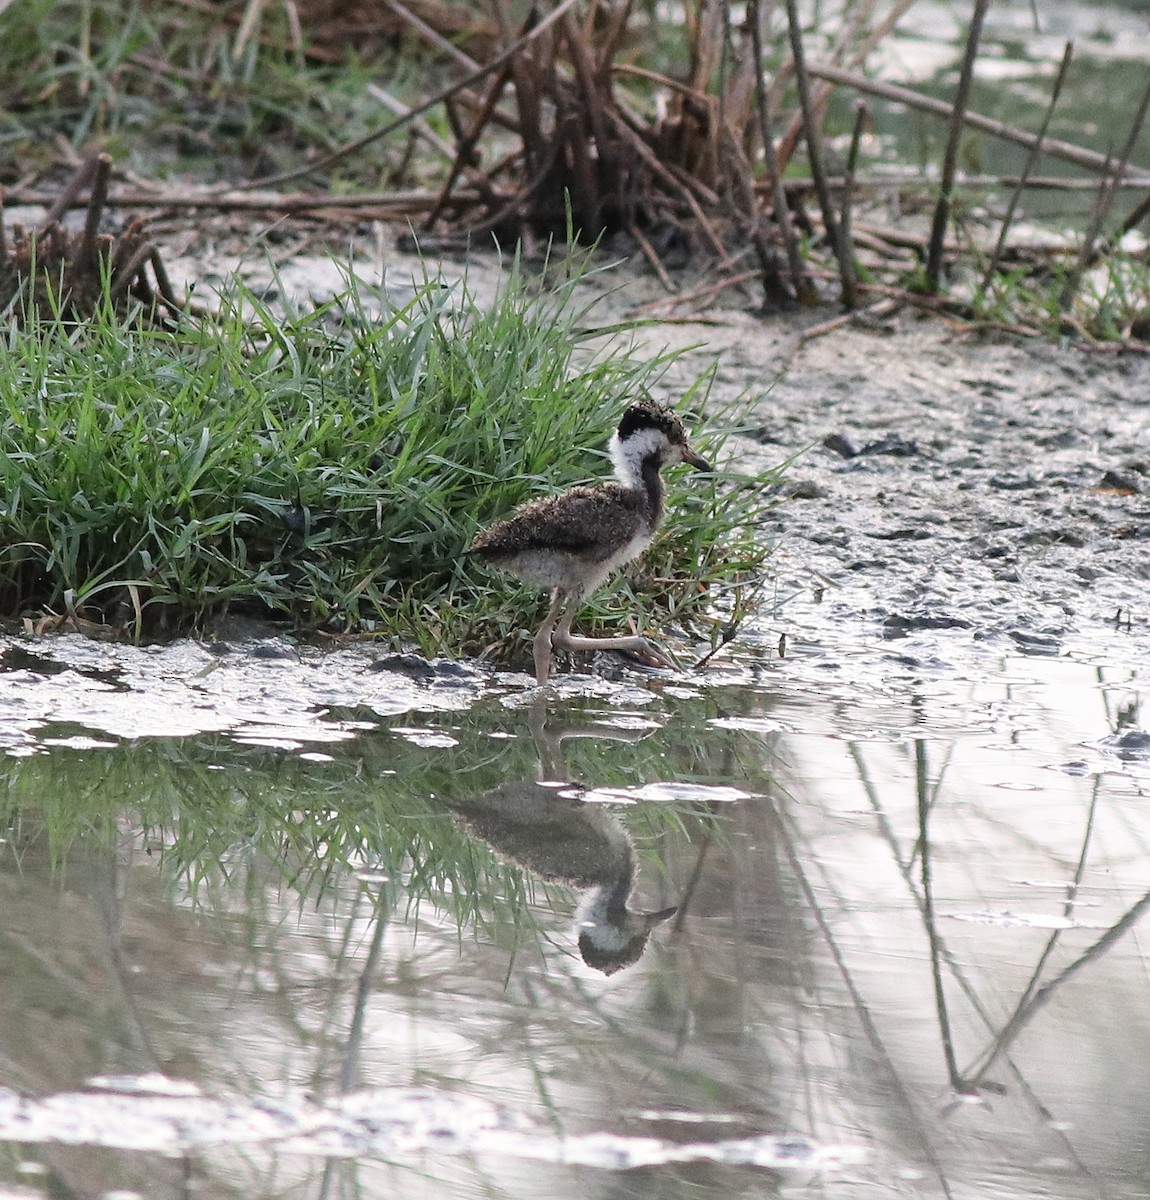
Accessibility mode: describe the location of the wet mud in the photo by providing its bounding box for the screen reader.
[602,291,1148,678]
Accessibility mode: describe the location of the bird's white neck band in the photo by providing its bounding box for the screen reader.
[609,427,665,488]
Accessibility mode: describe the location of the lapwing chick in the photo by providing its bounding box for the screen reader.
[469,400,711,684]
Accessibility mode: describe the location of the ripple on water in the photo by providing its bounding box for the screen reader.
[0,1078,858,1173]
[582,781,753,805]
[0,636,485,753]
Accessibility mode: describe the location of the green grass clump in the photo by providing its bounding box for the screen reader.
[965,249,1150,343]
[0,256,777,661]
[0,0,430,187]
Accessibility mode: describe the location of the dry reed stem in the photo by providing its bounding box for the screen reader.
[664,161,721,211]
[1120,190,1150,238]
[722,120,790,305]
[785,0,852,307]
[235,0,583,192]
[42,154,100,228]
[464,144,561,239]
[424,58,516,229]
[560,10,612,226]
[1059,70,1150,311]
[367,84,457,165]
[839,100,870,310]
[109,236,156,299]
[808,62,1142,181]
[849,227,916,262]
[0,156,182,326]
[844,279,1042,336]
[799,297,900,343]
[78,154,113,271]
[857,173,1150,192]
[604,107,731,260]
[12,171,1150,222]
[386,0,483,73]
[981,40,1073,293]
[11,187,506,215]
[775,0,920,171]
[749,0,812,305]
[925,0,991,293]
[148,248,183,313]
[718,3,762,144]
[628,222,676,292]
[632,269,761,314]
[492,0,546,181]
[852,219,961,255]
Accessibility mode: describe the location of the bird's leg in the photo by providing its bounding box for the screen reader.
[551,607,677,671]
[533,590,566,685]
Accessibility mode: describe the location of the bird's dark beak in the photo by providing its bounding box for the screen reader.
[683,447,711,472]
[644,906,679,928]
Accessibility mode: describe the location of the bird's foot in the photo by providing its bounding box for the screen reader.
[553,631,679,673]
[615,637,678,672]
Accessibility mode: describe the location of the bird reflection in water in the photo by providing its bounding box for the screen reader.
[450,699,677,974]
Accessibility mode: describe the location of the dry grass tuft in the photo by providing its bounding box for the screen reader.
[0,154,182,326]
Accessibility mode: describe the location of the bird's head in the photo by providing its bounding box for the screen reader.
[610,400,711,484]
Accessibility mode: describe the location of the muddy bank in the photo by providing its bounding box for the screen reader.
[663,307,1150,667]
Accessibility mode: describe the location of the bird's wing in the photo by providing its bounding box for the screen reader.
[472,487,646,557]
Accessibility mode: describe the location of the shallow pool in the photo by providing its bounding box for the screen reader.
[1,593,1147,1199]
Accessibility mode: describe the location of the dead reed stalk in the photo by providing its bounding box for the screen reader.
[0,154,183,325]
[980,41,1074,294]
[784,0,853,308]
[38,0,1150,338]
[1059,70,1150,312]
[749,0,812,306]
[807,62,1135,181]
[839,100,870,311]
[924,0,990,293]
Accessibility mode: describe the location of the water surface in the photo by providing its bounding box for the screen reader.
[1,605,1148,1198]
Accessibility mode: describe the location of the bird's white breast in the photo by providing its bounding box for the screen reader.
[503,526,654,597]
[601,527,655,575]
